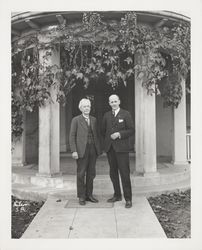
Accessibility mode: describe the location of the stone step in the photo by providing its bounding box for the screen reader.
[12,177,190,202]
[12,164,190,188]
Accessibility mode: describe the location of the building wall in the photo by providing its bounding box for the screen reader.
[156,95,173,161]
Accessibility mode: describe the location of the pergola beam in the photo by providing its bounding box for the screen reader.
[12,29,21,36]
[25,19,40,29]
[155,18,168,28]
[56,14,66,25]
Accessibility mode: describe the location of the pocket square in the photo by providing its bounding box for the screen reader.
[119,119,124,122]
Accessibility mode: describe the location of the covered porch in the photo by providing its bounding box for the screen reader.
[11,11,190,192]
[12,73,190,179]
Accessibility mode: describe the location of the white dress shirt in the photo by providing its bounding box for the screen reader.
[82,114,90,126]
[113,108,120,117]
[112,108,121,139]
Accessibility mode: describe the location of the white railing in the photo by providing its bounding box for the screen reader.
[186,133,191,162]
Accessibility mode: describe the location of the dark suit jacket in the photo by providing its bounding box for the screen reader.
[69,114,102,158]
[102,108,135,153]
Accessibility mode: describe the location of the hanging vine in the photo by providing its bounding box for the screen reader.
[12,12,190,139]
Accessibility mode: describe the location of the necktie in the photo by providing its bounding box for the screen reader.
[112,110,115,117]
[85,117,90,126]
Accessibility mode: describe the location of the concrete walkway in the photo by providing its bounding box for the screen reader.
[22,195,166,238]
[13,161,190,239]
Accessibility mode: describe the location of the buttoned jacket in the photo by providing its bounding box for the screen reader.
[101,108,134,153]
[69,114,102,158]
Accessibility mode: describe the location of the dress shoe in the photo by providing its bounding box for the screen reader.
[86,196,99,203]
[125,200,132,208]
[107,196,122,203]
[79,198,86,205]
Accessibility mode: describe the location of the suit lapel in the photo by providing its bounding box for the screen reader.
[108,111,113,128]
[89,116,94,130]
[113,108,122,126]
[79,115,88,131]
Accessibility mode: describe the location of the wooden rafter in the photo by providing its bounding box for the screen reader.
[155,18,168,28]
[12,29,21,36]
[25,19,40,29]
[56,14,66,25]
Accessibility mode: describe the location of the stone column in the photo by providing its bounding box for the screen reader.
[37,46,61,177]
[135,54,158,176]
[66,92,73,151]
[12,113,26,167]
[60,104,67,152]
[172,77,188,165]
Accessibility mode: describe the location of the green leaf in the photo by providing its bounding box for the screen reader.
[109,56,116,63]
[94,50,102,57]
[97,67,105,74]
[124,57,133,64]
[111,45,119,53]
[83,77,89,84]
[85,68,91,74]
[123,81,127,86]
[126,68,134,76]
[26,78,31,85]
[104,59,111,66]
[89,63,96,70]
[76,72,84,79]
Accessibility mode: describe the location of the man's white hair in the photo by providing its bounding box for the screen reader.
[78,98,91,111]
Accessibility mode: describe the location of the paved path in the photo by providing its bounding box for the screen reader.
[22,195,166,238]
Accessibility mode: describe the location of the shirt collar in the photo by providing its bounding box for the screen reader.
[113,108,120,117]
[82,114,90,120]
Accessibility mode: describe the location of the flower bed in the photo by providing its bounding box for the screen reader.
[12,196,44,238]
[12,190,191,238]
[148,189,191,238]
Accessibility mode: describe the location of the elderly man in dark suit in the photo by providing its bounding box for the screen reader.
[69,98,101,205]
[102,94,134,208]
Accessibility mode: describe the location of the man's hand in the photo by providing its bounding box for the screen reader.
[72,152,79,160]
[110,132,121,140]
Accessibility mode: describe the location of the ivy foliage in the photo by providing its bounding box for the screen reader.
[12,12,190,139]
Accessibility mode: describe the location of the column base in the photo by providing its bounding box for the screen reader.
[143,171,160,177]
[12,162,26,167]
[36,172,62,178]
[31,172,63,188]
[132,171,160,187]
[171,160,189,165]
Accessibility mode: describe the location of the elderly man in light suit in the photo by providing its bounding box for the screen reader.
[69,98,101,205]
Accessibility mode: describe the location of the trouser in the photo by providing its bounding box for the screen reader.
[107,146,132,201]
[76,143,97,198]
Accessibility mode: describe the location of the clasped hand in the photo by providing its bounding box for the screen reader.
[72,152,78,159]
[110,132,120,140]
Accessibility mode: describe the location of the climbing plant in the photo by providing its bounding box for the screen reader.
[12,12,190,139]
